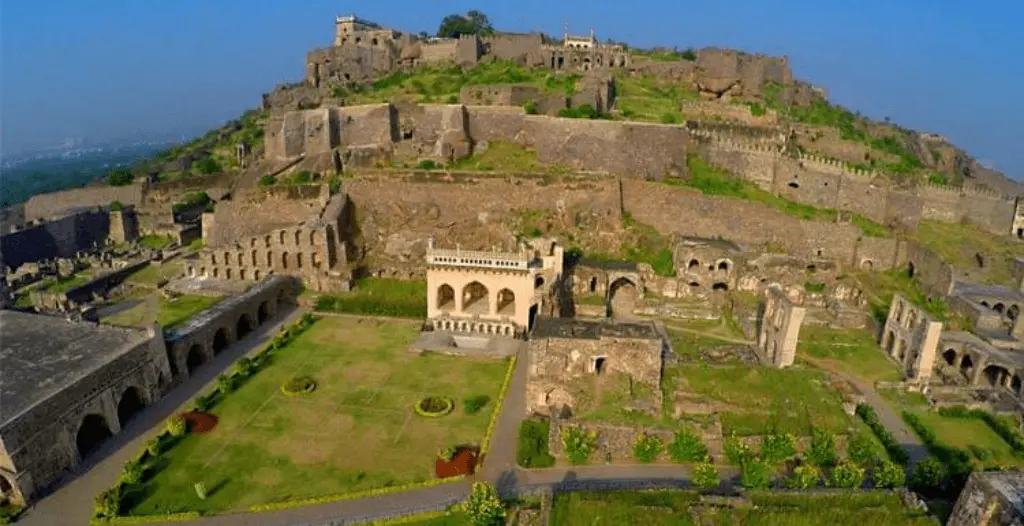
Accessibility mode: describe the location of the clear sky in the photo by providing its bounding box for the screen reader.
[2,1,1022,177]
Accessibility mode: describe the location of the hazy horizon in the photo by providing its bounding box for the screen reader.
[2,1,1022,177]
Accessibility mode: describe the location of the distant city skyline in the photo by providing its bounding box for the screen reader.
[2,1,1022,177]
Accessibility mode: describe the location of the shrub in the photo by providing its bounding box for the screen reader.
[121,459,144,485]
[804,281,826,293]
[739,459,772,489]
[281,376,317,396]
[437,446,457,462]
[562,426,598,465]
[786,464,820,489]
[692,462,719,490]
[107,168,134,186]
[194,481,208,500]
[826,460,865,489]
[415,396,454,417]
[633,433,664,463]
[909,457,946,495]
[760,433,796,464]
[660,112,681,124]
[856,404,910,464]
[463,395,491,414]
[234,356,258,377]
[724,434,750,465]
[166,416,187,438]
[445,95,459,104]
[873,460,906,489]
[93,484,123,519]
[194,394,215,412]
[416,159,439,170]
[667,430,709,462]
[517,419,555,468]
[216,373,237,394]
[680,48,697,61]
[969,444,994,461]
[195,156,222,175]
[523,100,538,115]
[110,200,124,211]
[557,104,606,119]
[847,432,880,467]
[808,429,838,467]
[259,174,277,186]
[464,482,505,526]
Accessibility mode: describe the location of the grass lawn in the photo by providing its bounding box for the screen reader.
[910,410,1024,469]
[315,277,426,318]
[667,364,850,436]
[448,141,571,174]
[402,511,469,525]
[797,326,903,383]
[910,220,1024,286]
[879,388,930,410]
[125,317,509,515]
[39,272,93,293]
[666,328,739,361]
[550,491,939,525]
[613,73,700,123]
[570,372,663,428]
[137,234,176,250]
[125,262,184,287]
[103,293,221,330]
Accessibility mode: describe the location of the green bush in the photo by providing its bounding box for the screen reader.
[969,444,994,461]
[216,373,237,394]
[760,433,796,464]
[437,446,457,462]
[804,281,826,293]
[463,394,491,414]
[557,104,607,119]
[692,462,719,490]
[517,419,555,468]
[724,434,750,465]
[195,156,222,175]
[739,459,772,489]
[93,484,123,519]
[667,430,709,462]
[194,394,215,412]
[120,459,144,485]
[633,433,664,463]
[909,457,946,495]
[659,112,681,124]
[281,376,318,396]
[826,460,865,489]
[464,481,505,526]
[110,200,124,211]
[523,100,538,115]
[680,48,697,61]
[107,168,134,186]
[194,481,208,500]
[902,410,973,489]
[562,426,598,465]
[416,159,439,170]
[259,174,277,186]
[808,429,838,467]
[166,416,187,438]
[856,404,910,464]
[785,464,820,489]
[873,460,906,489]
[234,356,258,377]
[747,102,767,117]
[847,432,881,467]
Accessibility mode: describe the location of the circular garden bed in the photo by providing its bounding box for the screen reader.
[280,376,317,396]
[414,396,454,417]
[180,411,218,433]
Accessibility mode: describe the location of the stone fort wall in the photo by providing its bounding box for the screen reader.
[23,184,144,222]
[0,209,111,270]
[201,185,330,248]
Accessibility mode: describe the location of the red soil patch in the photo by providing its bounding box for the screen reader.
[435,447,478,479]
[180,411,218,433]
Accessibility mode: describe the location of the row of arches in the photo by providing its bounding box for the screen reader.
[685,259,732,274]
[75,385,147,462]
[433,319,515,336]
[208,250,322,270]
[176,299,274,378]
[978,300,1021,321]
[436,282,517,316]
[939,348,1023,393]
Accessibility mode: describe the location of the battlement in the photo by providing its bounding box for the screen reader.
[794,152,879,181]
[686,127,780,154]
[918,181,963,197]
[426,246,538,271]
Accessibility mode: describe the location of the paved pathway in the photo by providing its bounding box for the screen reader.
[19,308,305,526]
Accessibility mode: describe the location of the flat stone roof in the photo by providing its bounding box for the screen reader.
[954,282,1024,303]
[0,310,152,427]
[532,316,661,340]
[576,258,638,272]
[166,275,288,343]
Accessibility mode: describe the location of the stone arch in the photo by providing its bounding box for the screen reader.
[981,301,991,308]
[279,231,286,244]
[264,235,272,247]
[237,313,253,340]
[942,349,957,366]
[258,301,271,324]
[223,251,231,265]
[687,259,700,272]
[251,250,258,266]
[717,260,731,272]
[960,354,975,377]
[712,282,729,291]
[309,231,318,245]
[117,386,145,428]
[497,288,516,316]
[281,251,290,269]
[0,471,14,502]
[226,268,232,280]
[76,413,113,460]
[894,300,905,323]
[254,270,261,280]
[461,281,489,314]
[213,267,219,278]
[984,364,1012,388]
[897,340,908,361]
[593,356,607,374]
[212,327,230,355]
[535,275,545,288]
[297,253,304,269]
[589,277,598,293]
[437,284,455,311]
[211,253,217,265]
[1013,375,1023,396]
[266,250,273,266]
[237,253,243,266]
[240,269,247,280]
[1010,305,1020,321]
[995,303,1006,314]
[200,267,207,277]
[861,259,874,271]
[607,277,637,318]
[294,230,302,246]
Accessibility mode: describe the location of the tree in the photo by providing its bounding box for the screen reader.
[437,10,494,38]
[464,482,505,526]
[107,167,134,186]
[909,457,946,495]
[873,460,907,489]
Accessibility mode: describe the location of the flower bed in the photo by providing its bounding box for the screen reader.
[414,396,454,417]
[280,376,317,396]
[180,411,218,434]
[435,446,478,478]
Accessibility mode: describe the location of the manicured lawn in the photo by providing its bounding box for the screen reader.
[103,293,221,330]
[315,277,427,318]
[911,410,1024,468]
[402,511,469,525]
[667,364,850,436]
[125,261,184,287]
[125,317,509,515]
[570,372,663,428]
[880,388,930,410]
[550,490,939,525]
[798,326,903,383]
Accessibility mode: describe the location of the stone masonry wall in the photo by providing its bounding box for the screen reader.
[203,185,329,248]
[24,184,144,222]
[0,209,111,270]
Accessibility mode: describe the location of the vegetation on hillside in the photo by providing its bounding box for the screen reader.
[436,10,494,38]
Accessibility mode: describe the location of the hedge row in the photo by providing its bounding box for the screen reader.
[900,410,973,497]
[479,355,518,463]
[937,405,1024,455]
[854,404,910,465]
[247,476,466,513]
[93,314,319,523]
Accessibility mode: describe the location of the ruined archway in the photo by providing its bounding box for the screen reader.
[861,259,874,271]
[535,275,545,289]
[897,340,908,362]
[236,314,253,340]
[712,282,729,291]
[607,277,637,318]
[960,354,975,378]
[942,349,957,367]
[437,284,455,312]
[883,330,895,354]
[497,288,516,316]
[258,301,270,324]
[995,303,1006,314]
[186,344,205,375]
[1013,375,1023,396]
[589,277,598,293]
[462,281,489,315]
[0,473,13,502]
[117,386,145,428]
[76,414,113,460]
[1010,305,1020,321]
[687,259,700,272]
[984,364,1012,388]
[907,261,916,279]
[212,327,229,355]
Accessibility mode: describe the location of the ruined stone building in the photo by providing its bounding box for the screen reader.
[880,294,944,384]
[526,316,665,417]
[948,471,1024,526]
[426,239,563,337]
[757,285,806,368]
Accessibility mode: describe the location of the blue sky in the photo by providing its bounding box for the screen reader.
[2,1,1022,177]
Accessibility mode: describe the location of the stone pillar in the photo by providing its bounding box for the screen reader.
[971,358,988,386]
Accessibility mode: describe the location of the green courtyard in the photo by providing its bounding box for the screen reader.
[125,316,510,516]
[909,410,1024,469]
[797,326,904,384]
[102,293,222,330]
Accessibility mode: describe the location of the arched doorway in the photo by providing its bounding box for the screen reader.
[712,282,729,291]
[607,278,637,318]
[1013,375,1023,396]
[1011,305,1021,321]
[236,314,253,340]
[186,344,205,375]
[907,261,916,279]
[497,289,516,316]
[983,364,1012,388]
[117,387,145,428]
[960,354,975,378]
[212,328,229,355]
[589,277,598,293]
[995,303,1006,314]
[535,276,545,289]
[883,330,895,354]
[594,356,606,375]
[942,349,957,366]
[76,414,113,459]
[258,301,270,324]
[461,282,489,315]
[437,284,455,311]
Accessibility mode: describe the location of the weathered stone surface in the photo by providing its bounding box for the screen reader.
[948,471,1024,526]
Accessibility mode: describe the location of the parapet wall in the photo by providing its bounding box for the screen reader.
[202,185,330,248]
[0,209,111,270]
[24,184,144,222]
